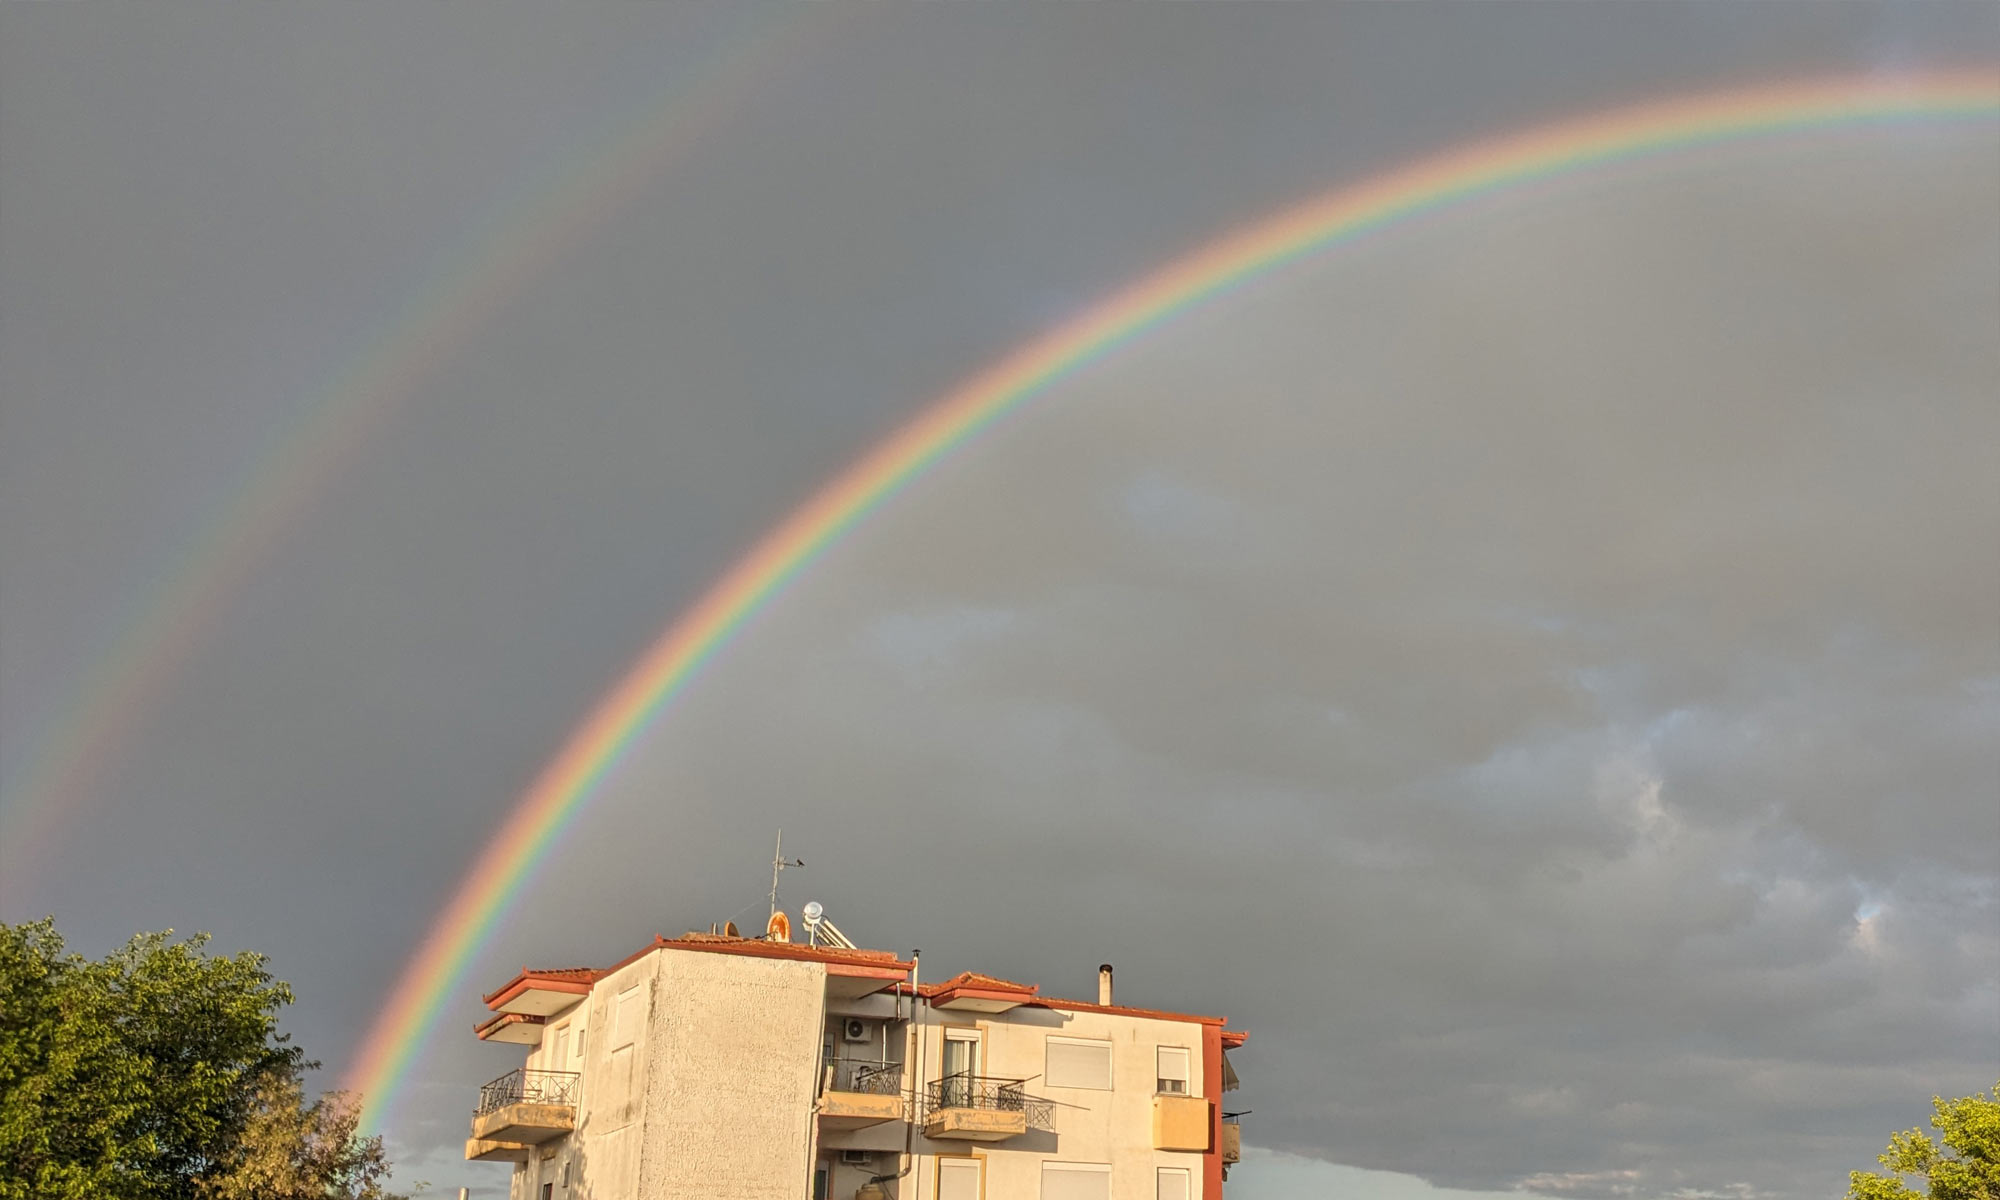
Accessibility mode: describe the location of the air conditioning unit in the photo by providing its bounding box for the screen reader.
[842,1018,872,1044]
[840,1149,873,1167]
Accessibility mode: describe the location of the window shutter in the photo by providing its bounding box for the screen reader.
[1040,1162,1110,1200]
[938,1157,981,1200]
[1045,1037,1113,1090]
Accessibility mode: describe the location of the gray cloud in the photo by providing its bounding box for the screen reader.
[2,5,1994,1199]
[574,134,1998,1199]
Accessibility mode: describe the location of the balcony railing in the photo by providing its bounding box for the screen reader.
[823,1057,905,1096]
[922,1073,1055,1132]
[476,1068,581,1116]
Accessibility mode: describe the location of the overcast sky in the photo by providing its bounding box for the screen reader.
[2,6,1996,1200]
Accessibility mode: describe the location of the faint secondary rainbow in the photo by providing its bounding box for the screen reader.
[0,7,831,906]
[346,70,1999,1130]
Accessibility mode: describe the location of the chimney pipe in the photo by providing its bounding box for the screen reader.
[1098,963,1114,1007]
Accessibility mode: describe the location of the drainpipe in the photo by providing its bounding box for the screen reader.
[806,961,830,1200]
[905,950,922,1198]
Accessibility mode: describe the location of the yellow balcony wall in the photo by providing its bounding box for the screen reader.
[1152,1095,1211,1152]
[464,1137,532,1163]
[924,1106,1028,1142]
[819,1090,906,1130]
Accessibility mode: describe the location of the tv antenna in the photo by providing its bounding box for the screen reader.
[768,830,804,924]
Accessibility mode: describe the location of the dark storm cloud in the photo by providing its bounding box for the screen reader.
[2,5,1994,1199]
[565,135,1999,1199]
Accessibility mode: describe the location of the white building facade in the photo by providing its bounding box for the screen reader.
[465,927,1248,1200]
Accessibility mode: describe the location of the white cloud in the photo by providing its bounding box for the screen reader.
[1235,1150,1532,1200]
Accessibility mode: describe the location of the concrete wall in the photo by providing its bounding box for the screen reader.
[505,949,829,1200]
[515,954,655,1200]
[637,950,827,1199]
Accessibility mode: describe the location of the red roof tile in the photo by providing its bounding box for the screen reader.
[661,932,906,964]
[486,934,917,1002]
[481,967,602,1006]
[918,970,1038,998]
[1029,995,1231,1027]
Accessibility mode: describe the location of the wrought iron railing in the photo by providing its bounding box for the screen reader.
[476,1067,581,1116]
[923,1072,1055,1132]
[822,1057,905,1096]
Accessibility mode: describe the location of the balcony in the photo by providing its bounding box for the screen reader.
[468,1068,579,1146]
[1221,1111,1245,1180]
[818,1057,908,1130]
[464,1137,532,1164]
[921,1073,1054,1142]
[1152,1094,1211,1151]
[1222,1118,1242,1163]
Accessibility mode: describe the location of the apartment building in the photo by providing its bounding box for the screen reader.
[464,916,1248,1200]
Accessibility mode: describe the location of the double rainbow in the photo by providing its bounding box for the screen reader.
[0,5,829,903]
[346,71,2000,1130]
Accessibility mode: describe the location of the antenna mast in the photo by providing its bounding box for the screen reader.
[768,830,803,923]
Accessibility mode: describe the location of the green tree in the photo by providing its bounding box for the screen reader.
[0,918,404,1200]
[1848,1082,2000,1200]
[198,1075,404,1200]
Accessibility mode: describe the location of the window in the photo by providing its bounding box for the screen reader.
[939,1028,981,1107]
[1045,1036,1112,1090]
[937,1156,982,1200]
[540,1185,552,1200]
[942,1027,981,1071]
[1040,1162,1110,1200]
[613,984,644,1049]
[609,1043,634,1097]
[813,1164,829,1200]
[1157,1045,1190,1095]
[1156,1167,1191,1200]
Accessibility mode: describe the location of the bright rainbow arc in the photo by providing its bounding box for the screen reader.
[346,71,2000,1131]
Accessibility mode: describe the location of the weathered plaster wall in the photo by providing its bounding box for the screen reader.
[636,951,827,1199]
[568,953,659,1200]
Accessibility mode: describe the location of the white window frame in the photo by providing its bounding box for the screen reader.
[1156,1166,1192,1200]
[1156,1045,1191,1096]
[1045,1034,1113,1091]
[941,1027,982,1067]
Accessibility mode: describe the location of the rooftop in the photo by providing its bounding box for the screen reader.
[477,924,1243,1041]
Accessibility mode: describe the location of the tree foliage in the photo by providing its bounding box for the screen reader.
[198,1076,402,1200]
[1848,1082,2000,1200]
[0,918,404,1200]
